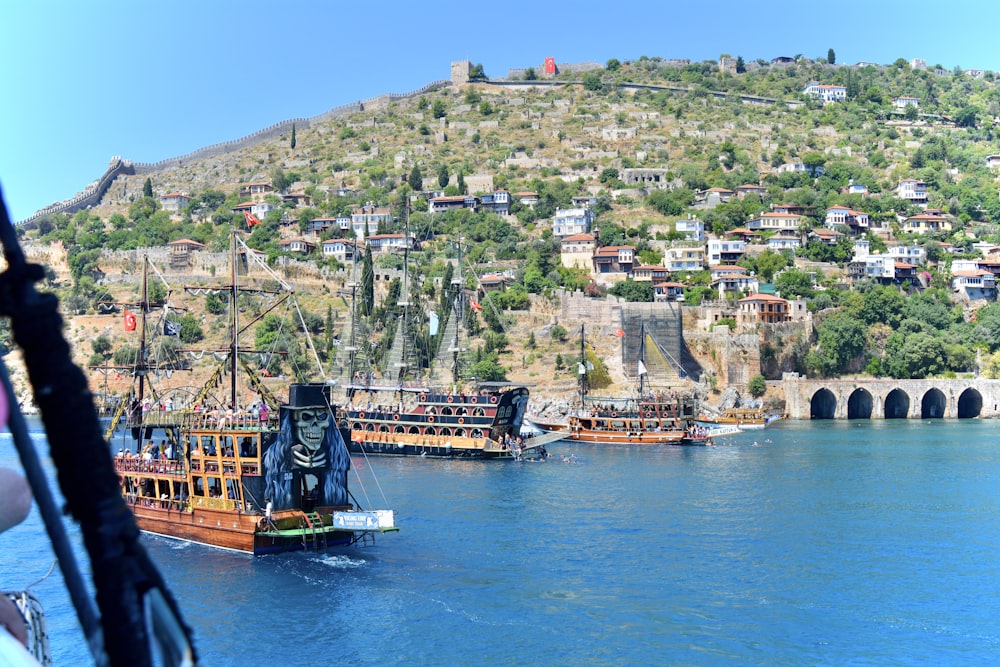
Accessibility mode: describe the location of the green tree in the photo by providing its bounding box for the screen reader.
[290,123,296,149]
[827,48,836,65]
[205,291,227,315]
[609,279,654,302]
[432,99,446,119]
[143,178,153,198]
[178,314,203,343]
[437,164,449,189]
[361,245,374,317]
[550,324,568,342]
[408,165,423,191]
[748,374,767,397]
[468,63,487,80]
[606,58,621,72]
[774,269,815,299]
[91,335,112,357]
[735,56,746,73]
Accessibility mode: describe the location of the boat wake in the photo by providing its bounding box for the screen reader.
[316,554,368,570]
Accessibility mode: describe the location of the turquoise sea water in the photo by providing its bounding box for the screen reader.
[2,419,1000,665]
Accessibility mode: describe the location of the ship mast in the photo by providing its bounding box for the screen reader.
[137,255,149,409]
[578,323,587,409]
[449,226,464,392]
[229,231,238,408]
[395,202,412,403]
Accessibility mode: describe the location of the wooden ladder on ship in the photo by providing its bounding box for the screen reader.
[300,512,327,551]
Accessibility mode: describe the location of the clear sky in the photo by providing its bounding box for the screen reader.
[1,0,998,221]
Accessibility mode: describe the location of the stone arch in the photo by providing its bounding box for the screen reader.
[810,388,837,419]
[884,388,910,419]
[921,388,947,419]
[847,388,873,419]
[957,388,982,419]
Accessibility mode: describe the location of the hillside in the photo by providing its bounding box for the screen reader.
[14,55,1000,409]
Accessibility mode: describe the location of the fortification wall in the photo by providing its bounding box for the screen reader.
[20,80,451,224]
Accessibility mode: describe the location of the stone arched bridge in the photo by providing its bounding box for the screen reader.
[781,374,1000,420]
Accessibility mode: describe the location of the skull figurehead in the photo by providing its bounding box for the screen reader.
[290,408,330,469]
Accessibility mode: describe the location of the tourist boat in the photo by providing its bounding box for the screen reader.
[102,237,397,554]
[697,407,782,430]
[333,215,546,459]
[342,383,539,458]
[530,325,713,445]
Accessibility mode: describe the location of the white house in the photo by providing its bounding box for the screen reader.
[803,82,847,103]
[663,246,706,272]
[552,207,594,237]
[887,244,927,265]
[896,179,928,204]
[767,235,801,251]
[321,239,356,264]
[748,212,802,233]
[707,238,745,265]
[952,270,996,300]
[825,206,870,233]
[674,217,705,242]
[893,96,920,109]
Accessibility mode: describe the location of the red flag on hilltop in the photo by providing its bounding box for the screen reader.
[244,210,261,228]
[124,309,137,331]
[470,299,483,312]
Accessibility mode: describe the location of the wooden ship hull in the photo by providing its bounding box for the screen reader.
[113,394,396,556]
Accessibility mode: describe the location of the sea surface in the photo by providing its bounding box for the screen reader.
[2,419,1000,665]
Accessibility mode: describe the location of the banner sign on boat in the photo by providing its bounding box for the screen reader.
[333,511,382,530]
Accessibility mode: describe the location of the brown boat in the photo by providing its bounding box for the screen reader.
[104,236,396,554]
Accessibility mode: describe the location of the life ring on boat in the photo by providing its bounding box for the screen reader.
[489,396,498,404]
[611,412,618,418]
[458,417,465,424]
[427,416,435,423]
[419,393,427,402]
[470,396,478,404]
[447,396,454,403]
[358,412,366,419]
[393,413,399,421]
[645,412,653,419]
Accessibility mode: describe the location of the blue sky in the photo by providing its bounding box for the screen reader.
[1,0,998,221]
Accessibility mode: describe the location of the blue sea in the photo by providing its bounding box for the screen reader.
[2,419,1000,665]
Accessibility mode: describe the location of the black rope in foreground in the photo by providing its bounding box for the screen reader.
[0,185,196,666]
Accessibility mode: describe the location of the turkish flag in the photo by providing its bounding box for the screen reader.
[470,300,483,311]
[124,309,137,331]
[244,210,261,227]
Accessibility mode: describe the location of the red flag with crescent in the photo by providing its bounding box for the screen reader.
[470,300,483,311]
[124,309,137,331]
[244,210,261,228]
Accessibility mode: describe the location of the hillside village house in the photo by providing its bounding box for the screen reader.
[809,228,844,246]
[232,201,277,219]
[428,195,478,214]
[896,179,928,204]
[479,190,511,216]
[282,191,312,207]
[695,187,734,207]
[514,192,539,209]
[240,182,274,197]
[848,254,896,283]
[845,183,870,196]
[632,265,670,283]
[167,238,205,253]
[825,206,870,233]
[351,203,392,237]
[560,233,597,269]
[653,281,686,302]
[159,192,191,214]
[771,203,811,217]
[895,261,918,283]
[675,217,705,242]
[747,211,802,233]
[479,274,509,292]
[738,293,791,323]
[280,238,315,255]
[707,238,745,265]
[553,207,594,237]
[321,239,356,264]
[592,245,635,276]
[902,212,951,235]
[664,246,706,272]
[366,233,417,254]
[893,96,920,109]
[725,228,762,244]
[713,270,758,300]
[735,184,768,200]
[767,234,801,251]
[887,244,926,265]
[952,270,997,300]
[987,155,1000,170]
[803,82,847,103]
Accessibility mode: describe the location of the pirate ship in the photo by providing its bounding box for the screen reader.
[104,233,396,554]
